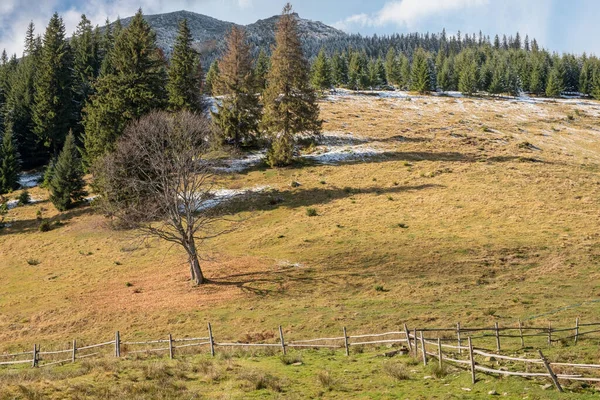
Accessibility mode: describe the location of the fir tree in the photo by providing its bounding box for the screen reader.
[458,59,478,95]
[0,130,21,194]
[32,13,73,157]
[71,14,100,138]
[253,48,270,93]
[83,9,167,165]
[399,54,410,89]
[311,48,333,91]
[261,3,321,167]
[409,48,431,94]
[545,65,564,97]
[592,66,600,100]
[205,60,220,95]
[167,19,203,112]
[348,50,368,90]
[438,58,454,91]
[49,131,86,211]
[385,48,402,87]
[332,51,349,87]
[212,27,262,147]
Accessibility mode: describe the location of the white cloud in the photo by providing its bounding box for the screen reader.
[334,0,488,30]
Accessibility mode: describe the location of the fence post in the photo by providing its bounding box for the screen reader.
[457,322,462,355]
[404,323,412,352]
[115,331,121,358]
[419,331,427,366]
[72,339,77,363]
[468,337,476,385]
[539,350,563,392]
[518,320,524,348]
[168,334,174,360]
[343,327,349,356]
[413,328,418,358]
[279,326,286,355]
[494,322,500,352]
[548,324,552,347]
[208,322,215,357]
[31,344,38,368]
[437,338,443,369]
[575,317,580,345]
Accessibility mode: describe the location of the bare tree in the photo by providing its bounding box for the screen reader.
[93,111,233,285]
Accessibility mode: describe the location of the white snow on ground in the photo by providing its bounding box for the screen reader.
[215,151,266,173]
[301,131,386,165]
[18,172,42,188]
[194,186,270,211]
[5,198,43,210]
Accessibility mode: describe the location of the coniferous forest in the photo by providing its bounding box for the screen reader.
[1,4,600,204]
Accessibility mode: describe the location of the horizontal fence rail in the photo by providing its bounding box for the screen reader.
[2,319,600,392]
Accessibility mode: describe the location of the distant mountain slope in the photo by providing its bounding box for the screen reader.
[114,10,346,66]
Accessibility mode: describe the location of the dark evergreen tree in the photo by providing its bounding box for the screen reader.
[348,50,369,90]
[311,47,333,91]
[331,51,349,87]
[546,64,564,97]
[0,130,20,194]
[71,14,100,138]
[212,27,262,147]
[410,48,431,94]
[167,19,203,112]
[83,9,167,165]
[458,59,478,95]
[253,48,271,93]
[261,3,321,167]
[438,58,454,91]
[385,48,402,87]
[32,13,73,157]
[205,60,220,95]
[49,131,86,211]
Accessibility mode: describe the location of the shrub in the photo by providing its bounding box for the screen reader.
[241,370,282,392]
[306,208,318,217]
[383,361,410,381]
[27,259,41,266]
[18,190,31,206]
[375,285,385,292]
[316,370,335,390]
[280,353,302,365]
[0,202,7,215]
[36,209,42,220]
[430,363,448,378]
[38,220,52,232]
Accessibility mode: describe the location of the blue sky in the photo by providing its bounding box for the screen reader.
[0,0,598,57]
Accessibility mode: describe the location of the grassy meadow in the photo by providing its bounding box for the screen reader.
[1,92,600,398]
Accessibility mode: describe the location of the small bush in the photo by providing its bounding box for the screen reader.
[280,353,302,365]
[566,114,574,121]
[241,370,282,392]
[383,361,410,381]
[0,203,8,215]
[481,125,492,133]
[18,190,31,206]
[125,282,133,287]
[398,223,409,229]
[36,209,43,220]
[430,363,448,378]
[38,220,52,232]
[290,181,301,188]
[27,259,41,266]
[306,208,318,217]
[317,370,335,390]
[387,195,394,201]
[319,180,326,185]
[375,285,385,292]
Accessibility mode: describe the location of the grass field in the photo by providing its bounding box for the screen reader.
[1,91,600,398]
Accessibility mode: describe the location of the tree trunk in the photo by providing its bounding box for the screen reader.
[185,236,204,285]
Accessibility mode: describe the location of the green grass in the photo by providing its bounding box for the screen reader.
[2,94,600,397]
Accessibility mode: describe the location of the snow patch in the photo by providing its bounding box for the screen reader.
[194,186,270,211]
[215,151,266,173]
[19,172,42,188]
[5,198,43,210]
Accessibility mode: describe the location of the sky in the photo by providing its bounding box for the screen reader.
[0,0,598,57]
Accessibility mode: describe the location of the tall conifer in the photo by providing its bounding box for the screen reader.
[0,130,20,194]
[261,3,321,167]
[49,131,86,211]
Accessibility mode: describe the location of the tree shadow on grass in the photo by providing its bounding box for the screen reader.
[0,203,94,236]
[214,183,444,216]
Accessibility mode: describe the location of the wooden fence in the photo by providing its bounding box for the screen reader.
[2,319,600,391]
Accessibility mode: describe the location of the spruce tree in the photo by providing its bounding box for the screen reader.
[332,51,349,87]
[71,14,100,138]
[32,13,73,157]
[399,54,410,89]
[5,22,44,169]
[212,27,262,147]
[348,50,368,90]
[438,58,454,91]
[0,130,21,194]
[49,131,86,211]
[592,66,600,100]
[311,48,333,92]
[167,19,203,112]
[458,59,478,95]
[83,9,167,165]
[385,48,402,87]
[261,3,321,167]
[546,65,564,97]
[409,48,431,94]
[253,48,270,93]
[205,60,220,95]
